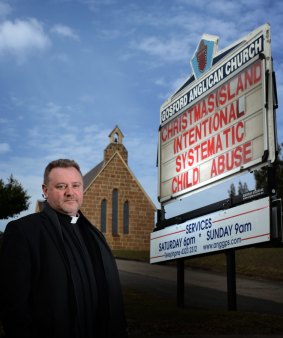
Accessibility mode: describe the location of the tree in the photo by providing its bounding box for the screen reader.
[228,183,236,197]
[254,142,283,199]
[0,175,30,219]
[228,181,249,198]
[237,181,249,195]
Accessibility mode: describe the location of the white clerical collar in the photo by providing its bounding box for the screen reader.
[70,215,79,224]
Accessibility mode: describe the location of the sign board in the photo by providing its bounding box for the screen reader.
[150,196,270,264]
[158,24,277,204]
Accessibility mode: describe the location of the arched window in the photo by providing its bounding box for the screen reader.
[112,189,118,235]
[101,199,107,233]
[123,201,129,234]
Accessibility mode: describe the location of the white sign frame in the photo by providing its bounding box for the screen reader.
[158,24,277,204]
[150,196,271,264]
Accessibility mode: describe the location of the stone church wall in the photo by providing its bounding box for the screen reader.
[81,154,155,250]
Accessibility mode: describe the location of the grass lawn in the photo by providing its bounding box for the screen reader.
[113,245,283,281]
[123,287,283,337]
[115,246,283,336]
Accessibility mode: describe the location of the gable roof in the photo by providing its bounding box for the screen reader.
[83,151,156,210]
[83,160,104,189]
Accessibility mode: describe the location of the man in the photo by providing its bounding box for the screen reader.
[0,159,128,338]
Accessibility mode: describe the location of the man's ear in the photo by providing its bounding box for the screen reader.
[42,184,48,199]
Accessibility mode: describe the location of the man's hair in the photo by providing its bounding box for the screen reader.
[43,159,82,184]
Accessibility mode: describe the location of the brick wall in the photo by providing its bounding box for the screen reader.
[104,143,128,164]
[81,153,155,250]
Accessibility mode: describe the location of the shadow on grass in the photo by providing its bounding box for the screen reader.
[0,287,282,337]
[123,287,283,337]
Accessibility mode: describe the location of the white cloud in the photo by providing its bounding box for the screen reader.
[0,18,50,57]
[133,36,190,63]
[0,142,10,154]
[51,24,79,41]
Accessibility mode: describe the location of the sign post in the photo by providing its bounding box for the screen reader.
[226,249,237,311]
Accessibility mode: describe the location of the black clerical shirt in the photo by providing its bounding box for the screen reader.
[57,212,106,338]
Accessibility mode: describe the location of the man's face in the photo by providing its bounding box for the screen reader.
[42,167,83,216]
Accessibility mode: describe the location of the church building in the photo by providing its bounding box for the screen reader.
[79,126,156,250]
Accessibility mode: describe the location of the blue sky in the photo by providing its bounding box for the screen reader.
[1,0,283,231]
